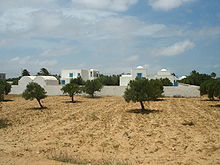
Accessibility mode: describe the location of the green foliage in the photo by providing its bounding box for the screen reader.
[200,78,220,100]
[159,78,173,86]
[124,79,163,110]
[178,70,213,86]
[22,69,30,76]
[70,77,85,85]
[6,77,20,85]
[37,68,50,76]
[22,82,47,108]
[61,83,81,102]
[97,74,120,86]
[83,79,103,97]
[0,80,11,101]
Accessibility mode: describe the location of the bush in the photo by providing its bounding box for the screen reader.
[22,82,47,108]
[124,79,163,111]
[0,80,11,101]
[61,83,81,102]
[159,78,173,86]
[83,79,103,97]
[97,74,120,86]
[200,78,220,100]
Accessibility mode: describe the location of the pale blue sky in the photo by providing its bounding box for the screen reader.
[0,0,220,78]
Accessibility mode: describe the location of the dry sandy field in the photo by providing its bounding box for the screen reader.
[0,95,220,165]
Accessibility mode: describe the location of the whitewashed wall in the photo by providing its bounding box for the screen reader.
[10,84,200,97]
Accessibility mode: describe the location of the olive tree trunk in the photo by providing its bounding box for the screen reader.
[37,99,44,109]
[140,101,145,111]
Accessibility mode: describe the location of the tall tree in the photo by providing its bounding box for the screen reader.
[37,68,50,76]
[61,83,81,103]
[0,80,11,101]
[124,79,163,111]
[83,79,103,98]
[22,69,30,76]
[22,82,47,109]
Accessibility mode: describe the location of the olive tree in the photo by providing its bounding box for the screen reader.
[84,79,103,98]
[61,83,81,102]
[22,82,47,108]
[124,79,163,111]
[0,80,11,101]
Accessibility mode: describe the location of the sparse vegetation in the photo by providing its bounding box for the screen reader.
[83,79,103,97]
[61,82,81,102]
[124,79,163,111]
[70,77,85,85]
[22,82,47,109]
[0,119,11,128]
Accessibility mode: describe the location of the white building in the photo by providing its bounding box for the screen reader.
[60,69,99,85]
[120,66,177,86]
[34,76,59,87]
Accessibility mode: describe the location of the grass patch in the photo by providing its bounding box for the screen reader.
[49,151,88,164]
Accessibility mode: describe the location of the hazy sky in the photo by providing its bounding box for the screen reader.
[0,0,220,78]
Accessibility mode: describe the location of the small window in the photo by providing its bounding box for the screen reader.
[69,73,74,77]
[77,73,81,77]
[137,73,142,79]
[61,80,65,85]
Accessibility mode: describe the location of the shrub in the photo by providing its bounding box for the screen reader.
[97,74,120,86]
[0,80,11,101]
[22,82,47,109]
[124,79,163,111]
[83,79,103,97]
[61,83,81,102]
[159,78,173,86]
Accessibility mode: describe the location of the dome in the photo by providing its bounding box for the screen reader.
[161,69,167,72]
[137,66,144,69]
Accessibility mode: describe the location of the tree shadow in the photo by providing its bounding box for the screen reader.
[201,99,220,102]
[151,98,165,102]
[210,104,220,108]
[0,119,12,128]
[1,99,14,102]
[83,96,102,99]
[27,107,48,111]
[127,109,160,114]
[64,101,82,103]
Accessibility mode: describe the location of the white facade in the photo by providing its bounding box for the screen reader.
[60,69,99,85]
[34,76,59,87]
[120,66,176,86]
[11,76,59,94]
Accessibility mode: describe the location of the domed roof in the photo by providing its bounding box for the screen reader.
[161,69,167,72]
[137,66,144,69]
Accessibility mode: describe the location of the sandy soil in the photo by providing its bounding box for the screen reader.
[0,95,220,165]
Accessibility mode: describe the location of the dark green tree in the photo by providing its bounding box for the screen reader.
[0,80,11,101]
[61,83,81,102]
[37,68,50,76]
[97,74,120,86]
[84,79,103,97]
[70,77,85,85]
[124,79,163,111]
[178,70,213,86]
[22,82,47,108]
[22,69,30,76]
[200,78,220,100]
[211,72,216,78]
